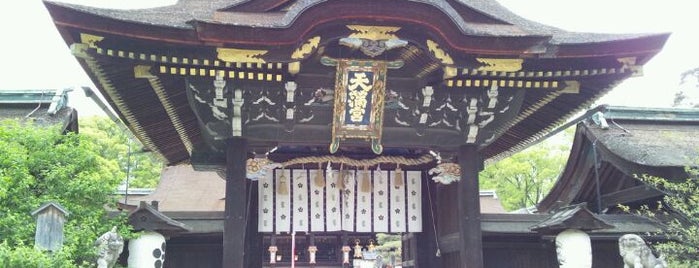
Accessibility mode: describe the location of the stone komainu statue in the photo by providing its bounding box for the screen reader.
[618,234,667,268]
[95,226,124,268]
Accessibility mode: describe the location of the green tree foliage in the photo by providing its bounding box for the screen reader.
[629,169,699,267]
[674,67,699,108]
[0,120,132,267]
[79,116,162,188]
[480,129,572,211]
[633,68,699,266]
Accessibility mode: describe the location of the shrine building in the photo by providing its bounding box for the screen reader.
[44,0,669,267]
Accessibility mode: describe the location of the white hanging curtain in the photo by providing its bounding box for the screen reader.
[406,171,423,232]
[325,167,342,232]
[309,169,325,232]
[373,169,389,233]
[341,169,356,232]
[275,169,291,233]
[259,168,423,233]
[258,172,274,232]
[390,169,406,233]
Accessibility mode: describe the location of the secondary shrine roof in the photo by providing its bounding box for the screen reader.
[538,106,699,213]
[44,0,670,166]
[0,89,78,133]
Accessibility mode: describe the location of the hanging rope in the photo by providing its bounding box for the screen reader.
[426,172,441,257]
[278,154,435,168]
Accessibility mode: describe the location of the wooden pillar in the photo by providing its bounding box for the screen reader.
[458,144,483,268]
[223,137,247,268]
[246,179,263,268]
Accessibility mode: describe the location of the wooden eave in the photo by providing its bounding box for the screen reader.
[530,203,614,234]
[552,33,671,60]
[44,0,669,165]
[44,0,668,58]
[538,124,655,212]
[54,32,660,164]
[128,201,191,234]
[483,74,627,161]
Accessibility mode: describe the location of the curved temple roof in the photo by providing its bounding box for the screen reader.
[46,0,661,43]
[539,106,699,213]
[44,0,669,166]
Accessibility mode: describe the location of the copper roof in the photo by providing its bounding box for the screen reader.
[0,89,78,133]
[126,165,226,212]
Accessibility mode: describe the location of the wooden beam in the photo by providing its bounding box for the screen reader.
[223,137,248,268]
[458,145,484,268]
[600,185,663,209]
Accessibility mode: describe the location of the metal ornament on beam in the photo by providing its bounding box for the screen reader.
[324,58,402,154]
[429,162,461,185]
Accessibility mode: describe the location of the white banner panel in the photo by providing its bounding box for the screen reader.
[341,170,356,232]
[292,169,309,232]
[356,170,373,232]
[325,168,342,232]
[258,171,274,232]
[390,170,406,233]
[373,169,389,233]
[259,167,424,233]
[275,169,291,233]
[309,169,325,232]
[406,171,422,232]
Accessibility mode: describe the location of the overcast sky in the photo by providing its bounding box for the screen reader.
[1,0,696,114]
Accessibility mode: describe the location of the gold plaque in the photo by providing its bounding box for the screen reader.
[330,60,387,154]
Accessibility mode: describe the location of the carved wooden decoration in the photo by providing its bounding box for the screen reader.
[330,60,387,154]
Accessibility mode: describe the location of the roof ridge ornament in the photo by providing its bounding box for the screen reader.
[590,111,609,130]
[341,25,407,58]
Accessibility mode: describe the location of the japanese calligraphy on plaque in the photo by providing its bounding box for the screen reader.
[330,60,387,154]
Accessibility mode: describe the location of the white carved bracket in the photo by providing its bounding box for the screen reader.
[232,89,244,136]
